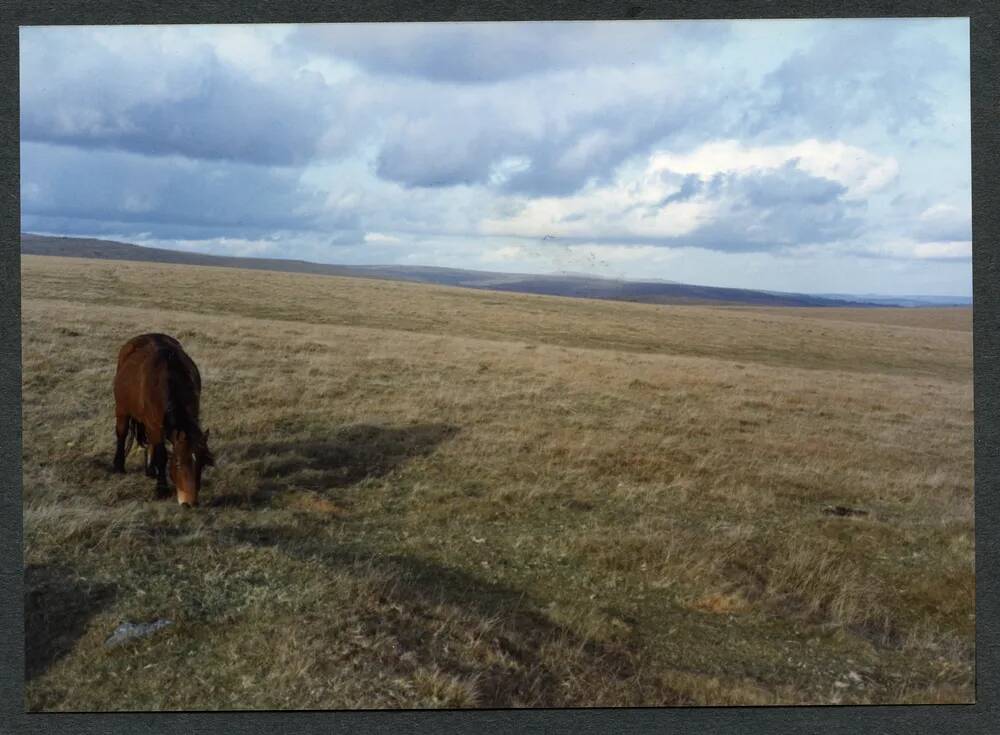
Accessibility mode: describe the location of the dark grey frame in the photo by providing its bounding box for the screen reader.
[1,2,996,733]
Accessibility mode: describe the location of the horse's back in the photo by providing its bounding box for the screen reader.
[114,334,200,419]
[116,333,182,370]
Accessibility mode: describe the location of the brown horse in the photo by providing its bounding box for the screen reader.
[113,333,214,506]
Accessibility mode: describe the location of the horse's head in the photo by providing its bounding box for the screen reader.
[170,429,215,507]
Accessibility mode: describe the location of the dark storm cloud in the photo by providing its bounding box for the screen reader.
[294,21,732,84]
[20,30,332,166]
[20,142,357,238]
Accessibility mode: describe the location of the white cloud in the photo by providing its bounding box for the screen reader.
[488,156,532,186]
[913,201,972,242]
[648,139,898,198]
[363,231,403,245]
[856,238,971,260]
[479,139,894,247]
[480,245,526,262]
[133,234,281,257]
[911,241,971,259]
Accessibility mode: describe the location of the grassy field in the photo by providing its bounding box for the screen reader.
[21,254,974,709]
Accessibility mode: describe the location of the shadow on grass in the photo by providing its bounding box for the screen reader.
[223,525,657,707]
[210,423,458,508]
[25,565,116,681]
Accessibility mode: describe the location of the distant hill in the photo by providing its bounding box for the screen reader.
[21,232,899,308]
[814,293,972,308]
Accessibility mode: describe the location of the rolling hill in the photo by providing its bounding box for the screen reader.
[20,233,901,308]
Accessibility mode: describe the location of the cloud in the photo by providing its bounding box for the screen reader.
[853,238,972,261]
[677,164,862,251]
[150,236,285,258]
[480,245,527,263]
[363,232,403,245]
[750,19,967,139]
[912,202,972,243]
[481,140,893,252]
[20,27,333,166]
[293,21,732,84]
[371,63,737,195]
[647,140,898,198]
[660,175,702,206]
[17,20,971,295]
[20,142,358,239]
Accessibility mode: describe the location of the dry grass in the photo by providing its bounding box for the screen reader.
[730,305,972,332]
[21,255,974,709]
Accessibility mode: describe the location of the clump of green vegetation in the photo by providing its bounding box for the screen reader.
[22,255,973,709]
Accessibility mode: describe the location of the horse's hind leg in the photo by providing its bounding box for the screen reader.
[113,413,128,473]
[144,445,156,477]
[138,425,157,478]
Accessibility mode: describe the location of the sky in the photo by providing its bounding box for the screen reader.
[19,19,971,296]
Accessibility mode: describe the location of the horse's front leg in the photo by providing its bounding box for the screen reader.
[113,414,128,473]
[152,443,171,499]
[144,424,171,499]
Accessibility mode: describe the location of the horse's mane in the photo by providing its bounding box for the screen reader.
[157,344,203,442]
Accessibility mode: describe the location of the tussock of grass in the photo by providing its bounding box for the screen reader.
[21,255,973,708]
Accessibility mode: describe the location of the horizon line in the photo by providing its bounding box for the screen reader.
[19,231,973,302]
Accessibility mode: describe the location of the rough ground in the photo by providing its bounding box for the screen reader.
[22,255,973,709]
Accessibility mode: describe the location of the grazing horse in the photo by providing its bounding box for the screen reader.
[113,333,214,506]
